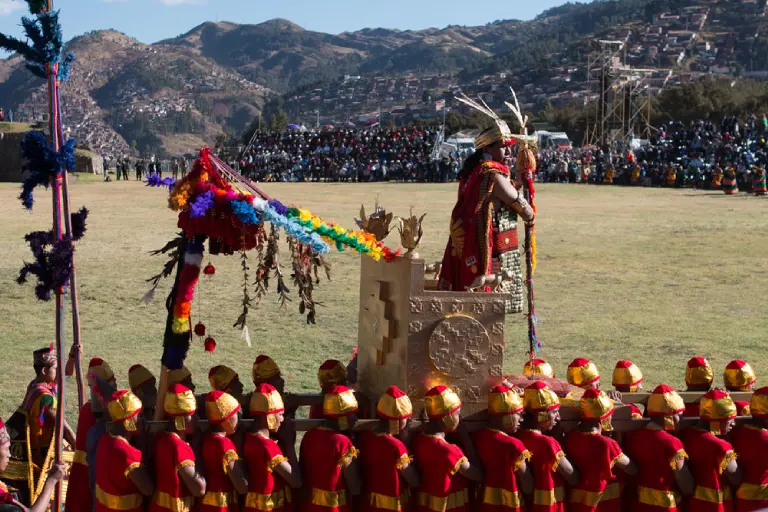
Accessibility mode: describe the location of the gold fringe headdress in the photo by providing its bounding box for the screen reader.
[164,383,197,432]
[250,383,285,432]
[455,93,514,149]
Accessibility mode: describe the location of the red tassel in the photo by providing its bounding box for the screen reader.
[203,264,216,276]
[204,337,216,353]
[194,322,206,337]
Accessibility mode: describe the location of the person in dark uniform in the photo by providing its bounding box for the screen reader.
[135,158,146,181]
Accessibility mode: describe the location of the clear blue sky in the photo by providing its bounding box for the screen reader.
[0,0,582,46]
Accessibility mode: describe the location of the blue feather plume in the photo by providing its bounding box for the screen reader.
[19,132,75,210]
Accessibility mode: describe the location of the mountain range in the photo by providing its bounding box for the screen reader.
[0,0,765,156]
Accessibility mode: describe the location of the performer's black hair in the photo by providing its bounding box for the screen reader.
[459,149,484,181]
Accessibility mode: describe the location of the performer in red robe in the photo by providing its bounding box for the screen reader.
[473,385,532,512]
[65,358,115,512]
[128,364,157,420]
[252,355,285,392]
[624,385,693,512]
[724,360,757,416]
[611,360,644,418]
[308,361,348,419]
[566,358,601,389]
[732,387,768,511]
[565,389,636,512]
[437,98,535,314]
[681,390,739,512]
[359,386,419,512]
[683,357,713,417]
[300,385,360,512]
[244,383,301,512]
[523,359,554,378]
[95,389,154,512]
[209,366,245,403]
[150,384,205,512]
[200,390,247,512]
[413,386,482,512]
[515,382,577,512]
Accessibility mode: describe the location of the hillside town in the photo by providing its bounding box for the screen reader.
[286,0,768,126]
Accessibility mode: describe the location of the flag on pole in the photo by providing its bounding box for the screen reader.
[435,99,446,111]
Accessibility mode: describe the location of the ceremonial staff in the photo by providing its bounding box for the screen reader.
[0,0,81,507]
[504,89,540,360]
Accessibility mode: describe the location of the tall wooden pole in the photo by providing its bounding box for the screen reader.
[55,85,85,409]
[522,173,538,361]
[45,2,67,509]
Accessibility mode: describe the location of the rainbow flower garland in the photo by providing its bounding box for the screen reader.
[154,147,399,261]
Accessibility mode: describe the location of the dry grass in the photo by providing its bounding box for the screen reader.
[0,181,767,422]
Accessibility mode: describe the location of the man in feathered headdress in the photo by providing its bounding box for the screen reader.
[438,91,535,314]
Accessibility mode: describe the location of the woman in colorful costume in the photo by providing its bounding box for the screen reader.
[300,385,361,512]
[472,385,532,512]
[723,167,738,195]
[624,385,693,512]
[751,165,767,195]
[65,358,115,512]
[0,417,66,512]
[243,383,301,512]
[438,94,534,314]
[150,384,206,512]
[359,386,419,512]
[681,390,739,512]
[565,389,636,512]
[200,390,248,512]
[0,346,75,505]
[95,389,154,512]
[413,385,482,512]
[732,387,768,511]
[515,382,577,512]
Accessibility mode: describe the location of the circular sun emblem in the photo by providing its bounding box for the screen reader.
[428,314,491,376]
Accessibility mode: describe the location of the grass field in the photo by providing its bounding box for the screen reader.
[1,179,767,421]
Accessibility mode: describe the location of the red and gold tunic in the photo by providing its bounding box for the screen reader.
[358,431,411,512]
[65,401,97,512]
[94,434,144,512]
[412,433,468,512]
[200,432,239,512]
[243,432,291,512]
[732,424,768,511]
[300,427,358,512]
[624,428,687,512]
[150,432,195,512]
[514,429,565,512]
[564,431,623,512]
[472,428,530,512]
[681,427,736,512]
